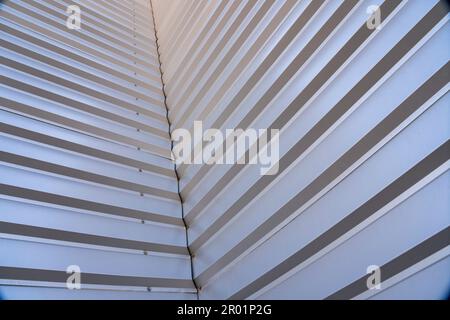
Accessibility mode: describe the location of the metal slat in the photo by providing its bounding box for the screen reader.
[0,0,194,298]
[152,0,450,299]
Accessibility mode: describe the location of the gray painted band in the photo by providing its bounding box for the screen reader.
[0,75,167,125]
[0,184,184,226]
[0,23,160,94]
[20,0,157,63]
[164,0,228,88]
[47,0,156,51]
[190,64,450,252]
[186,0,403,226]
[0,6,157,81]
[172,0,257,113]
[0,266,195,289]
[0,38,165,109]
[228,141,450,299]
[0,151,179,200]
[167,0,243,99]
[178,0,326,180]
[0,97,169,152]
[164,1,202,58]
[326,227,450,300]
[7,0,160,74]
[0,55,164,111]
[188,0,299,138]
[0,221,188,255]
[175,0,276,127]
[0,122,175,177]
[196,57,449,284]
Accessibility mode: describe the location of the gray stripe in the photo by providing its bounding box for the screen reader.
[48,0,156,52]
[228,141,450,299]
[0,97,169,151]
[0,184,184,226]
[0,266,195,289]
[174,0,257,109]
[191,59,449,252]
[196,54,449,284]
[20,0,158,64]
[175,0,276,127]
[178,0,326,179]
[196,57,448,285]
[0,10,156,81]
[164,0,228,84]
[8,0,160,73]
[326,227,450,300]
[0,75,167,126]
[164,1,208,64]
[0,38,164,108]
[106,0,149,20]
[186,0,403,226]
[0,122,175,177]
[0,221,187,255]
[189,0,299,136]
[0,151,179,200]
[6,0,160,75]
[167,0,243,96]
[164,1,201,57]
[0,55,164,111]
[181,0,361,194]
[61,0,155,44]
[0,23,160,93]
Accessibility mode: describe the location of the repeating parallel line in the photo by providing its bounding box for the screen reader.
[0,266,195,289]
[0,183,184,226]
[0,221,187,255]
[229,141,450,299]
[190,59,450,253]
[0,121,175,176]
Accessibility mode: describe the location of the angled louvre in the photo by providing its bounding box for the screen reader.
[1,0,449,300]
[0,0,196,299]
[153,0,450,299]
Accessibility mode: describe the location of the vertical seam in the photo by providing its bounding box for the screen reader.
[148,0,200,299]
